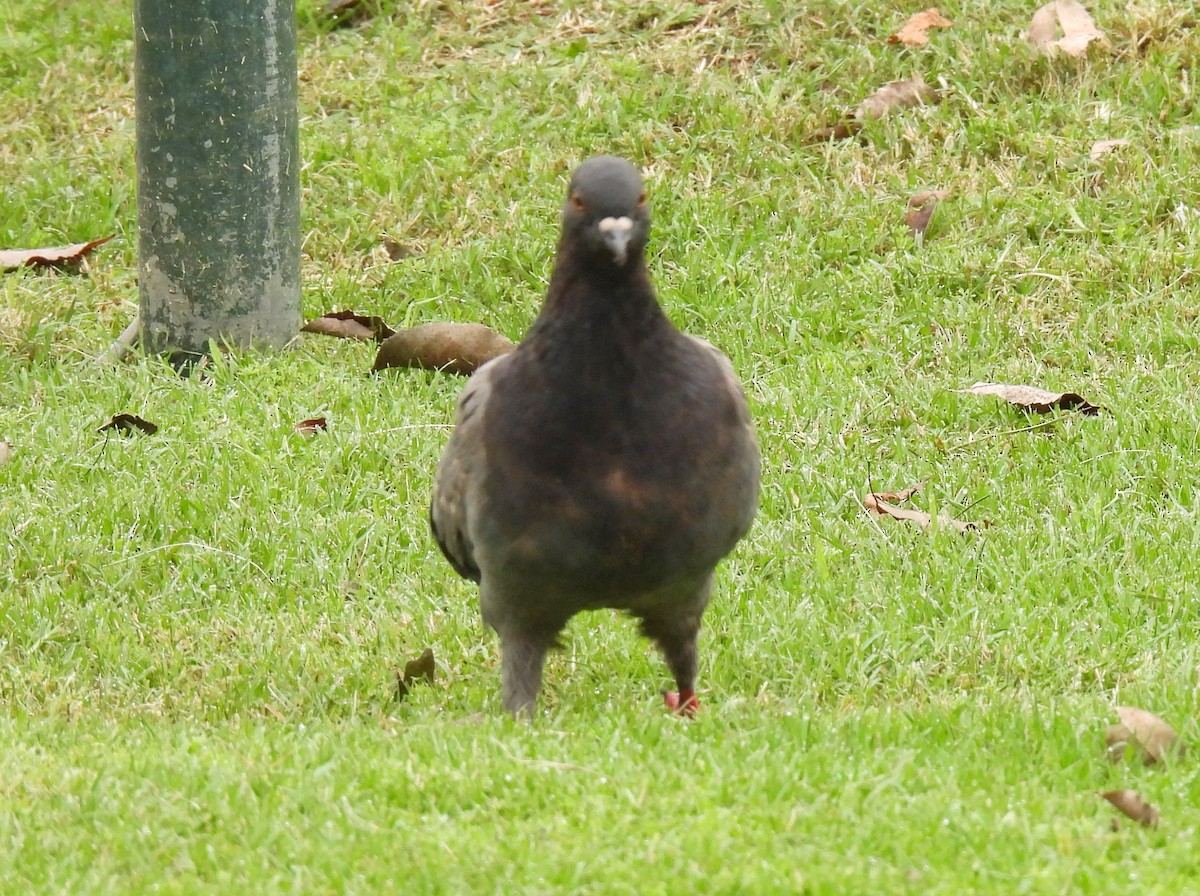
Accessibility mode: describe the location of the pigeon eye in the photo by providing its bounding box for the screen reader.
[571,194,586,212]
[636,193,646,207]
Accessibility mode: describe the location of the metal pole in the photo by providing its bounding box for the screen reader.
[134,0,301,363]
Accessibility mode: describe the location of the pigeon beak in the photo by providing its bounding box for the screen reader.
[597,216,634,265]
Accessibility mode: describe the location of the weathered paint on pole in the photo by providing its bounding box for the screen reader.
[134,0,301,359]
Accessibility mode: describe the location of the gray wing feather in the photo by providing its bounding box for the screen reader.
[687,335,754,422]
[429,354,511,582]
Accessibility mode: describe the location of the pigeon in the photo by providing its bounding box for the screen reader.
[430,156,759,716]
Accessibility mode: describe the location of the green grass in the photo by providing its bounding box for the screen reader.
[3,0,1200,891]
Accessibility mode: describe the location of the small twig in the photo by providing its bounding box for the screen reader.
[98,314,140,365]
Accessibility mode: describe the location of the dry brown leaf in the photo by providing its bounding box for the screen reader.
[856,76,941,121]
[1105,723,1134,763]
[1109,706,1185,765]
[301,309,396,343]
[889,8,954,47]
[97,414,158,436]
[806,76,940,143]
[381,236,418,260]
[806,121,862,142]
[871,480,927,503]
[0,440,11,465]
[863,493,987,533]
[1090,138,1131,160]
[294,416,328,436]
[1027,1,1106,57]
[906,189,949,237]
[372,322,516,376]
[1100,790,1159,828]
[0,235,115,272]
[396,647,436,699]
[324,0,372,27]
[954,382,1101,415]
[1027,1,1063,47]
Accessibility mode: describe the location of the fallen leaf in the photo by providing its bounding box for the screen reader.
[365,236,422,268]
[1027,1,1063,47]
[856,76,941,121]
[301,309,396,343]
[954,382,1101,415]
[863,492,987,533]
[889,8,954,47]
[0,440,11,465]
[906,189,949,238]
[324,0,372,27]
[98,414,158,436]
[1107,706,1185,765]
[806,76,941,143]
[0,235,115,272]
[1100,790,1159,828]
[396,647,436,700]
[1027,1,1106,57]
[806,121,863,142]
[294,416,328,436]
[372,322,517,376]
[1090,138,1131,160]
[1172,203,1200,228]
[871,480,927,503]
[1105,724,1133,763]
[381,236,418,261]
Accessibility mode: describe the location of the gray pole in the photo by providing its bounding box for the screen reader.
[134,0,301,362]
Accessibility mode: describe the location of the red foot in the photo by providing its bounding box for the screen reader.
[663,690,699,717]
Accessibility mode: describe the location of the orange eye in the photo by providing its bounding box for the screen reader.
[636,193,646,207]
[571,194,586,211]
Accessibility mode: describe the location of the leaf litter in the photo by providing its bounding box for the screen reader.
[889,8,954,47]
[1090,138,1131,161]
[1105,706,1185,765]
[807,76,940,142]
[396,648,437,700]
[294,417,328,436]
[954,382,1101,415]
[98,414,158,436]
[906,189,949,238]
[857,76,941,121]
[301,309,396,342]
[863,485,988,533]
[870,480,927,504]
[1100,790,1160,829]
[372,322,516,376]
[1027,1,1107,57]
[0,235,115,272]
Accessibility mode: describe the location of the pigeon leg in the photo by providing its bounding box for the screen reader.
[500,629,552,717]
[640,612,702,717]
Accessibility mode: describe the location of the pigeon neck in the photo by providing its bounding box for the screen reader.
[535,251,668,336]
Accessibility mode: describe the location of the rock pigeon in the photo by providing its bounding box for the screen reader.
[430,156,759,716]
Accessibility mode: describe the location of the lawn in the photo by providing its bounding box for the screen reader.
[2,0,1200,892]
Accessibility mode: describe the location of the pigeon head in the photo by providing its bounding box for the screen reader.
[561,156,649,269]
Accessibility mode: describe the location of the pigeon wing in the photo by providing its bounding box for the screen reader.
[430,353,512,583]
